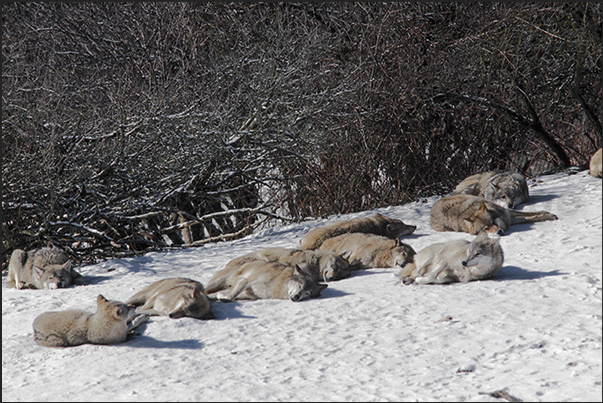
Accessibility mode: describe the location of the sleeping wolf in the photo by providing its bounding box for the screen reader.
[399,231,503,284]
[223,247,351,282]
[7,247,86,290]
[300,213,416,250]
[590,148,602,178]
[126,277,215,320]
[453,170,529,208]
[319,233,416,270]
[33,294,148,347]
[205,260,327,302]
[431,194,557,235]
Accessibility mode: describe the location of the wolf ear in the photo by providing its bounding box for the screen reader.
[113,306,125,319]
[340,250,353,261]
[32,266,45,278]
[394,238,400,246]
[293,265,303,276]
[463,219,474,233]
[97,294,108,306]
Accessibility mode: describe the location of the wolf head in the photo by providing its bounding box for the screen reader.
[390,239,417,268]
[288,266,328,302]
[32,262,78,289]
[168,286,215,320]
[319,253,351,282]
[462,232,504,269]
[464,202,506,236]
[375,213,417,238]
[97,294,131,322]
[483,173,528,209]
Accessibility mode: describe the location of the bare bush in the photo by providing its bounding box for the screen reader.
[2,3,601,268]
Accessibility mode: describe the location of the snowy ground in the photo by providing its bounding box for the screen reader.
[2,168,602,402]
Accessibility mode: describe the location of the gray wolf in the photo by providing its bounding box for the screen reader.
[318,233,416,270]
[205,260,327,302]
[7,247,86,290]
[399,231,504,284]
[453,171,529,208]
[430,194,557,235]
[222,247,351,282]
[126,277,215,320]
[299,213,416,250]
[33,294,148,347]
[590,148,602,178]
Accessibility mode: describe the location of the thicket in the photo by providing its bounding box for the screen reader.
[2,3,601,268]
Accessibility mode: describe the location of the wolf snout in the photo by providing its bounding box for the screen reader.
[461,260,468,267]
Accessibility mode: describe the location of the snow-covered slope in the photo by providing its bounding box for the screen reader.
[2,169,601,402]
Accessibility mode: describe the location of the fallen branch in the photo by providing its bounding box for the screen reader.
[479,390,522,402]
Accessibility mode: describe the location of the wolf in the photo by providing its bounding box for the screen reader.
[399,231,504,284]
[318,233,416,270]
[7,247,87,290]
[223,247,351,282]
[205,260,327,302]
[453,170,529,208]
[33,294,149,347]
[299,213,417,250]
[430,194,557,235]
[126,277,215,320]
[590,148,602,178]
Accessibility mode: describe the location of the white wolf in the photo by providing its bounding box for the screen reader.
[8,247,86,290]
[590,148,602,178]
[299,213,416,250]
[222,247,351,282]
[33,294,148,347]
[126,277,215,320]
[205,260,327,302]
[318,233,416,270]
[399,231,504,285]
[453,170,529,208]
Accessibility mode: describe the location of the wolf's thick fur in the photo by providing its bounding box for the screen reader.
[33,294,148,347]
[299,213,416,250]
[205,261,327,302]
[399,231,504,284]
[223,247,351,282]
[431,194,557,235]
[590,148,602,178]
[453,171,529,208]
[126,277,215,320]
[319,233,416,270]
[7,247,86,290]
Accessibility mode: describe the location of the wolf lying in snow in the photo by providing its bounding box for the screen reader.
[318,233,416,270]
[452,170,529,209]
[299,213,416,250]
[205,260,327,302]
[8,247,86,290]
[399,231,504,284]
[127,277,215,320]
[590,148,602,178]
[33,294,148,347]
[222,247,351,282]
[431,194,557,235]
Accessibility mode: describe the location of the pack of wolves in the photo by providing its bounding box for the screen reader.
[8,157,601,347]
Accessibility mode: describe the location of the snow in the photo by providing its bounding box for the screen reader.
[2,169,602,402]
